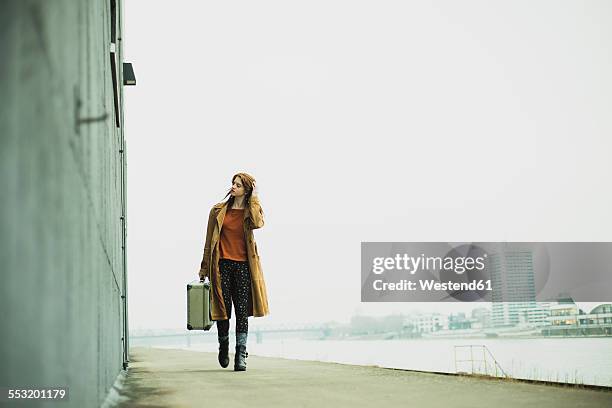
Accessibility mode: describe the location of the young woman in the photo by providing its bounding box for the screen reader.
[198,172,270,371]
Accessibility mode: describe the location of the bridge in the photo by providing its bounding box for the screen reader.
[130,323,336,345]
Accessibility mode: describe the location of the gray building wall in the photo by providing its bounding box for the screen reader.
[0,1,129,407]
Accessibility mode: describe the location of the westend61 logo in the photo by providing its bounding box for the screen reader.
[362,243,493,302]
[361,242,612,303]
[371,253,487,275]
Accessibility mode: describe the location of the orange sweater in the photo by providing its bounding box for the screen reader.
[219,208,247,261]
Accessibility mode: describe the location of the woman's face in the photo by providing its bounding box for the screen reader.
[230,177,246,198]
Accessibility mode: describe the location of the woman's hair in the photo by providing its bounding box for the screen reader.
[222,172,257,207]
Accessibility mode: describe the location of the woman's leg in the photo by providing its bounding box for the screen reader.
[232,260,252,345]
[230,260,251,370]
[216,259,234,340]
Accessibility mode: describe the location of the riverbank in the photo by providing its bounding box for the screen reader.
[103,347,612,407]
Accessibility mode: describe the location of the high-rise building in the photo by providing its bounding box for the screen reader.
[489,244,537,327]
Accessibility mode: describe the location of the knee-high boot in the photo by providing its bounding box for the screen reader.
[234,332,248,371]
[218,333,230,368]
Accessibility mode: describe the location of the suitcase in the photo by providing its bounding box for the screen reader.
[187,278,214,330]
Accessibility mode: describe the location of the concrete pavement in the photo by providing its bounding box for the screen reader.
[107,346,612,408]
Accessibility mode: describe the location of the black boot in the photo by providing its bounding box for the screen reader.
[218,337,230,368]
[234,345,247,371]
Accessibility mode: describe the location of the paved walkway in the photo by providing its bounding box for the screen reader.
[107,346,612,408]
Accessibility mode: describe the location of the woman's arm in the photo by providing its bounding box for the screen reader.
[245,194,264,230]
[199,207,216,280]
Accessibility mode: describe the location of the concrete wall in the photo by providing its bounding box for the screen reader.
[0,1,129,406]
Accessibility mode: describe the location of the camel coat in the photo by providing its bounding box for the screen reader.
[199,195,270,320]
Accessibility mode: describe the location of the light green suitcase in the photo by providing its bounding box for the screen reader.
[187,279,214,330]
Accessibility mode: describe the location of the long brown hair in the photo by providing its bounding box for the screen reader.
[222,172,257,209]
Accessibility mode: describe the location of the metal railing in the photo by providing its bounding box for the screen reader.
[454,345,508,378]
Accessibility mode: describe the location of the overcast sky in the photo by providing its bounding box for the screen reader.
[123,0,611,331]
